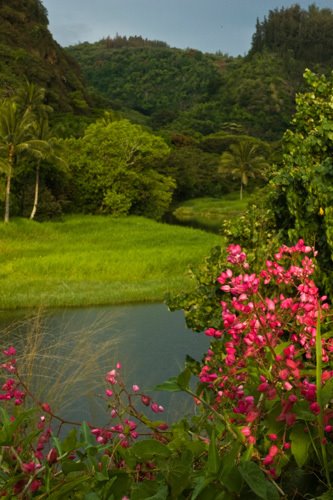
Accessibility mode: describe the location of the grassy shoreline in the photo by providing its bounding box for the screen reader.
[0,215,223,309]
[172,194,248,232]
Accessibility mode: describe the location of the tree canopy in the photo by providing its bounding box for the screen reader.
[250,4,333,67]
[64,118,175,219]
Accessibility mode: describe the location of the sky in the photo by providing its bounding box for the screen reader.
[41,0,333,56]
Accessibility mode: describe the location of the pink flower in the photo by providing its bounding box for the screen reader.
[106,369,117,384]
[157,423,169,430]
[41,402,51,413]
[47,448,58,464]
[151,402,164,413]
[30,480,42,493]
[141,395,151,406]
[310,402,321,415]
[263,455,274,465]
[205,327,217,337]
[22,462,40,474]
[268,445,279,457]
[132,384,140,392]
[3,346,16,356]
[241,426,251,437]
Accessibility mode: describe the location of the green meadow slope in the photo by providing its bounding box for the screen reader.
[0,215,222,309]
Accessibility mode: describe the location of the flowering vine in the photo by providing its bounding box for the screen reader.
[197,240,333,481]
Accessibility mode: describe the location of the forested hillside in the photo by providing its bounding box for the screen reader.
[66,4,333,139]
[0,0,90,111]
[67,37,223,128]
[0,2,333,221]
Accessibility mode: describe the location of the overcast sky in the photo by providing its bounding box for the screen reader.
[41,0,333,56]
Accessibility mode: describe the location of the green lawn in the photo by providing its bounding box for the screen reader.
[0,215,222,309]
[172,193,248,232]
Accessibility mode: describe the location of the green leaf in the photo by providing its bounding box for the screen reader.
[162,450,193,497]
[176,366,192,390]
[184,440,206,457]
[131,481,168,500]
[107,472,131,498]
[316,490,333,499]
[131,439,171,460]
[48,475,91,499]
[293,401,316,421]
[61,428,79,452]
[290,423,311,467]
[95,471,109,482]
[207,430,219,475]
[84,493,101,500]
[191,476,214,500]
[239,461,279,500]
[220,442,241,483]
[52,436,63,456]
[62,461,87,474]
[80,421,95,447]
[220,465,243,494]
[321,378,333,407]
[194,482,227,499]
[154,376,181,392]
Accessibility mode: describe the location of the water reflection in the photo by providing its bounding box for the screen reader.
[0,304,209,426]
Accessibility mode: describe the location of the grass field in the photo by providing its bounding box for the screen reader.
[172,193,248,232]
[0,215,222,309]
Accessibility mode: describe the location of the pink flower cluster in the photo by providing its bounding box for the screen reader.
[0,347,25,405]
[88,363,167,448]
[0,351,169,496]
[199,241,333,475]
[0,346,55,495]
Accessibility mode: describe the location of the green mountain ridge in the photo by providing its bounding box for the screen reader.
[67,37,223,119]
[65,4,333,139]
[0,0,90,112]
[0,1,332,140]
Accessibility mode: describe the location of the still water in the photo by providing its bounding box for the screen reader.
[0,304,209,426]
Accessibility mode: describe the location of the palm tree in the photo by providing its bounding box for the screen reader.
[219,141,270,200]
[29,116,67,220]
[16,80,52,117]
[0,99,50,223]
[16,81,62,220]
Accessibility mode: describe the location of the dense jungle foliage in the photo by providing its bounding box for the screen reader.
[0,1,333,229]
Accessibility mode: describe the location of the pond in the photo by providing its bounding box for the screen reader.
[0,303,209,427]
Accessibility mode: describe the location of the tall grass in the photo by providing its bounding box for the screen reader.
[0,309,119,420]
[0,215,222,309]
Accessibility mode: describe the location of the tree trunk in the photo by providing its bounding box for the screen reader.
[4,168,11,223]
[4,145,14,223]
[240,181,243,201]
[30,162,40,220]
